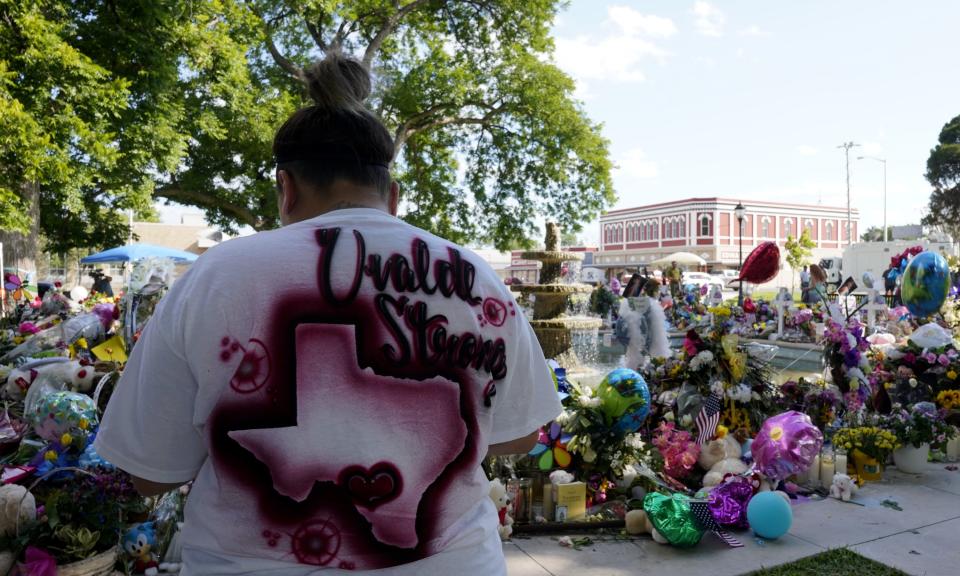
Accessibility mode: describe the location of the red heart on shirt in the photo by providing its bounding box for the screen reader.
[340,464,401,508]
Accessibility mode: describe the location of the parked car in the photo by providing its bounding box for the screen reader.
[683,272,725,292]
[710,269,740,288]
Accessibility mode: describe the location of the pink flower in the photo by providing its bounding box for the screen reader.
[923,352,937,364]
[939,354,951,367]
[904,353,916,365]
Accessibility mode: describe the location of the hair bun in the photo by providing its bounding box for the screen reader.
[305,53,372,111]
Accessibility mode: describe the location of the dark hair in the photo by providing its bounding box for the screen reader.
[273,53,394,195]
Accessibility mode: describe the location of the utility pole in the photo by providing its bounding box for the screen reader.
[838,142,860,246]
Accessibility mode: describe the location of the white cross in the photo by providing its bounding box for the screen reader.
[864,289,886,329]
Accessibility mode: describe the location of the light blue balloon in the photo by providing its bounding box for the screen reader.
[747,491,793,539]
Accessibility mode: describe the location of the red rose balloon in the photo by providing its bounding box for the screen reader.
[738,242,781,284]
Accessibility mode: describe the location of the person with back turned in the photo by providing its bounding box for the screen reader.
[95,54,561,576]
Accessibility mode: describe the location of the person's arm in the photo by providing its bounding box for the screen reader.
[488,430,539,457]
[131,477,187,498]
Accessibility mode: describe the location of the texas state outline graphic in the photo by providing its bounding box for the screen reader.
[229,323,467,550]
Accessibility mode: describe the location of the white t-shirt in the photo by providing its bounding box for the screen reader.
[95,209,561,575]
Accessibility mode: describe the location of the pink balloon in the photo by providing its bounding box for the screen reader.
[739,242,781,284]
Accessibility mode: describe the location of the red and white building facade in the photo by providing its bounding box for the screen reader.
[597,198,859,286]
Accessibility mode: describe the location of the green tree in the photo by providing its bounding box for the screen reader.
[0,0,191,262]
[785,230,816,292]
[923,114,960,240]
[154,0,614,249]
[860,226,895,242]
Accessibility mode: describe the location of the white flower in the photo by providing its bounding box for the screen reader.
[680,414,693,427]
[558,536,573,548]
[555,410,573,426]
[658,391,678,405]
[710,379,725,396]
[689,350,715,371]
[625,434,646,450]
[909,378,918,388]
[751,391,761,401]
[583,396,601,408]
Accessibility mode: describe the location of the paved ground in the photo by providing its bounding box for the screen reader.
[504,462,960,576]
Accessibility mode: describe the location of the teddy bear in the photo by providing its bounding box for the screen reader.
[2,360,94,401]
[1,484,37,571]
[829,473,858,502]
[625,509,653,535]
[699,435,749,488]
[488,478,513,540]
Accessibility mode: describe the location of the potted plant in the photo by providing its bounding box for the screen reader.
[832,426,899,482]
[883,403,956,474]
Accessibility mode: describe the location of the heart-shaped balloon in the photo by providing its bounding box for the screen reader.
[738,242,781,284]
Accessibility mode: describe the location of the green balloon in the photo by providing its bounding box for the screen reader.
[643,492,705,548]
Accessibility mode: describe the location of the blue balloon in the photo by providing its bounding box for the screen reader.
[747,491,793,539]
[597,368,651,433]
[901,251,951,317]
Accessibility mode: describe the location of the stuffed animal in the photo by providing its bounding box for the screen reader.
[123,522,160,576]
[699,435,749,487]
[0,484,36,539]
[625,509,653,535]
[829,473,858,502]
[1,360,92,401]
[488,479,513,540]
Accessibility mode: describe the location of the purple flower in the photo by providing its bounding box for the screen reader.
[844,349,861,368]
[923,352,937,364]
[904,353,917,365]
[938,354,951,367]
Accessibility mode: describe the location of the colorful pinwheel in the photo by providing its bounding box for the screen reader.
[528,421,572,470]
[3,272,32,302]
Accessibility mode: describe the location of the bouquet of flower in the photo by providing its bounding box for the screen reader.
[651,422,700,480]
[882,403,957,449]
[822,319,876,410]
[832,426,900,461]
[777,378,841,432]
[552,381,651,484]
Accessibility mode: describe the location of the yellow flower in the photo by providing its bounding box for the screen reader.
[61,433,73,447]
[78,418,89,430]
[948,370,958,381]
[44,450,58,462]
[715,425,729,439]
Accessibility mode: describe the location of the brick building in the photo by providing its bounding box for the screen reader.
[597,197,859,287]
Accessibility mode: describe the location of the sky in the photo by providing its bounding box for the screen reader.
[551,0,960,245]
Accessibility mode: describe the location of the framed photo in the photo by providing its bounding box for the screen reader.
[838,276,858,296]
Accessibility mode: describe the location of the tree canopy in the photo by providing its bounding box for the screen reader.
[784,230,815,291]
[1,0,614,254]
[923,114,960,239]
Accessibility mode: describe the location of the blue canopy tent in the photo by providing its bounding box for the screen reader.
[80,243,199,264]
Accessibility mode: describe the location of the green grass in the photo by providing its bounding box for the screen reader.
[746,548,907,576]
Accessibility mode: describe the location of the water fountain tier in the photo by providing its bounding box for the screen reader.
[514,223,602,363]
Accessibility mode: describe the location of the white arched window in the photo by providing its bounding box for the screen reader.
[761,217,771,238]
[699,215,711,237]
[783,218,794,239]
[804,219,814,237]
[825,221,834,240]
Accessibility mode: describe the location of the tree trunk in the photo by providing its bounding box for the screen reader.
[0,181,40,280]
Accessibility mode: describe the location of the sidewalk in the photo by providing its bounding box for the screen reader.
[505,463,960,576]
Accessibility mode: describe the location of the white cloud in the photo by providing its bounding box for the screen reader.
[608,6,677,38]
[796,145,819,156]
[861,141,884,156]
[618,148,659,179]
[692,1,725,37]
[738,25,770,37]
[553,6,675,84]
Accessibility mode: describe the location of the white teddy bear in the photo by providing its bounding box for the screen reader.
[699,435,749,487]
[829,473,858,502]
[488,479,514,540]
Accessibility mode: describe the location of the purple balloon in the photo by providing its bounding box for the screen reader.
[752,411,823,481]
[709,478,754,529]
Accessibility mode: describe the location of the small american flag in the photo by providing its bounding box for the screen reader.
[695,392,723,445]
[689,500,743,548]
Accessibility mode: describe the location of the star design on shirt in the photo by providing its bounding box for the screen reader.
[229,323,467,550]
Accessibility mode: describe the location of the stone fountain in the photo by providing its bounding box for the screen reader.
[515,223,603,365]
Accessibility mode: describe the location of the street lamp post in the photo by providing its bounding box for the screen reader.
[735,202,746,307]
[857,156,887,242]
[838,142,860,245]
